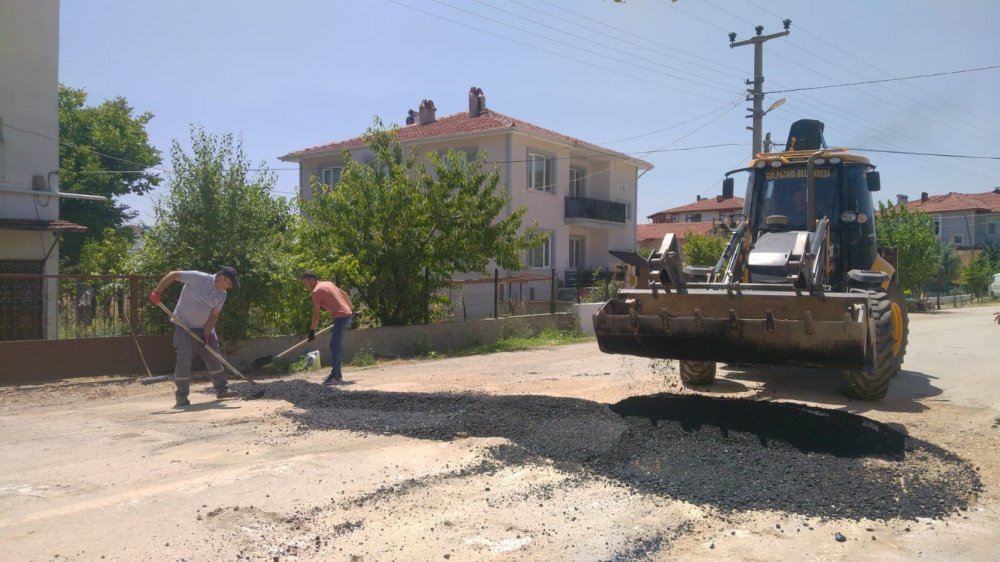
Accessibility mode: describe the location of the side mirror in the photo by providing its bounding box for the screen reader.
[866,171,881,192]
[722,177,734,199]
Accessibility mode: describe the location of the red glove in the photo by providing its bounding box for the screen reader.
[149,290,160,304]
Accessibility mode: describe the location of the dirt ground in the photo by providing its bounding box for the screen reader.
[1,305,999,561]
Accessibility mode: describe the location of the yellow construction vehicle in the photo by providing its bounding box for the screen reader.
[594,119,908,400]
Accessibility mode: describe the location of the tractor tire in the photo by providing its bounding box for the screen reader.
[839,289,907,400]
[680,360,717,386]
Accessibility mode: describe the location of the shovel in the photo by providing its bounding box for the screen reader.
[251,324,334,368]
[155,301,265,399]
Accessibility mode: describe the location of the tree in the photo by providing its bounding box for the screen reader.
[139,126,296,337]
[928,242,962,297]
[682,231,728,268]
[960,251,993,299]
[875,201,938,293]
[296,119,545,326]
[58,85,162,266]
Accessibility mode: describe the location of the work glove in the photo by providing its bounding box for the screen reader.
[308,329,316,342]
[149,290,160,304]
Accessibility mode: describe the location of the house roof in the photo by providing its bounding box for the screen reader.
[280,109,653,169]
[637,221,719,243]
[902,191,1000,214]
[0,218,87,232]
[648,196,744,218]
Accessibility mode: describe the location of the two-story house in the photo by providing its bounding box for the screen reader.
[279,88,653,304]
[646,195,744,225]
[902,190,1000,249]
[0,0,87,340]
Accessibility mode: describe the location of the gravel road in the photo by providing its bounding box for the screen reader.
[1,304,998,561]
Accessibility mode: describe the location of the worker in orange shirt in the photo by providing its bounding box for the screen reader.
[300,271,354,385]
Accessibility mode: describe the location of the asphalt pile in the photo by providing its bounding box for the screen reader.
[243,379,982,522]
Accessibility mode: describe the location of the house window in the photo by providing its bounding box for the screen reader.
[321,167,342,187]
[569,166,586,197]
[990,221,997,235]
[953,234,963,245]
[568,236,585,270]
[527,151,554,192]
[438,146,479,163]
[526,233,552,268]
[685,213,702,223]
[933,217,940,236]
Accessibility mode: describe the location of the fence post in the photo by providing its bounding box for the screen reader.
[550,267,556,314]
[493,268,499,319]
[576,267,582,304]
[129,275,139,334]
[424,267,430,324]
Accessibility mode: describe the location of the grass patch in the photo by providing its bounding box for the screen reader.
[449,325,592,357]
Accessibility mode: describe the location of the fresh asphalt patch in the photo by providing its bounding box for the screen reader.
[236,379,982,522]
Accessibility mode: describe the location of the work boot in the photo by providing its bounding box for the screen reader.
[322,374,342,386]
[216,388,240,399]
[175,394,191,408]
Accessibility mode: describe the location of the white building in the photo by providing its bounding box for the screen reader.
[0,0,85,340]
[280,88,653,315]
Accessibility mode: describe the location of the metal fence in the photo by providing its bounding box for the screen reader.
[1,270,594,341]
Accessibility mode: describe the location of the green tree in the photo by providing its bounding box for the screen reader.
[58,85,162,266]
[959,251,993,298]
[876,201,938,293]
[139,126,296,337]
[928,241,962,297]
[296,119,545,326]
[682,231,728,267]
[76,227,139,275]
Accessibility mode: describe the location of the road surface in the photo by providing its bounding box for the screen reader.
[1,304,998,560]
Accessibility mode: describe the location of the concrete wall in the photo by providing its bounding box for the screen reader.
[0,313,575,385]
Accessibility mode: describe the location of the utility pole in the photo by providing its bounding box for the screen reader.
[730,20,791,157]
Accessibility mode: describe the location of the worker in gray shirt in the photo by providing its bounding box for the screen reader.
[149,267,240,407]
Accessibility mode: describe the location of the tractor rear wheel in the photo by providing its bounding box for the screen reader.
[680,360,717,385]
[839,289,906,400]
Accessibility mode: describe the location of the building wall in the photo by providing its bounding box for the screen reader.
[0,0,61,338]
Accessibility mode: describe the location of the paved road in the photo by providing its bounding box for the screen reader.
[0,304,998,561]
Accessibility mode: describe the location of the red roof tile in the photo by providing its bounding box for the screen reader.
[280,109,652,168]
[649,197,744,218]
[0,218,87,232]
[902,192,1000,214]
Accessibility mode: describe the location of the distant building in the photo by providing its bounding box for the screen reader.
[901,190,1000,249]
[647,195,744,224]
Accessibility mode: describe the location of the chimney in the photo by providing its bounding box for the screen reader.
[921,192,929,203]
[896,194,909,204]
[696,195,702,201]
[418,99,436,125]
[468,86,486,117]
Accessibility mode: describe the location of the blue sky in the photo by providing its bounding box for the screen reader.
[59,0,1000,225]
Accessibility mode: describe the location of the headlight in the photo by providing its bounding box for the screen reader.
[840,211,857,223]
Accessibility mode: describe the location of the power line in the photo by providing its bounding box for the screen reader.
[385,0,735,103]
[765,65,1000,94]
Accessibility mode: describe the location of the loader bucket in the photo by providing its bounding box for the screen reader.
[593,289,873,369]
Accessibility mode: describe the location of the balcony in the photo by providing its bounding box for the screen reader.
[564,197,627,226]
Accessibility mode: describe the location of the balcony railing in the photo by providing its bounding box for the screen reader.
[564,197,627,224]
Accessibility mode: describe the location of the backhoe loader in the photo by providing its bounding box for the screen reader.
[594,119,908,400]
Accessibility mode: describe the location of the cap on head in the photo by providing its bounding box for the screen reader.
[218,266,239,288]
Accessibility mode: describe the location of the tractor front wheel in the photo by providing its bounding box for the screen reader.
[839,289,906,400]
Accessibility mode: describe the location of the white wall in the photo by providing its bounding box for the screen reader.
[0,0,61,339]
